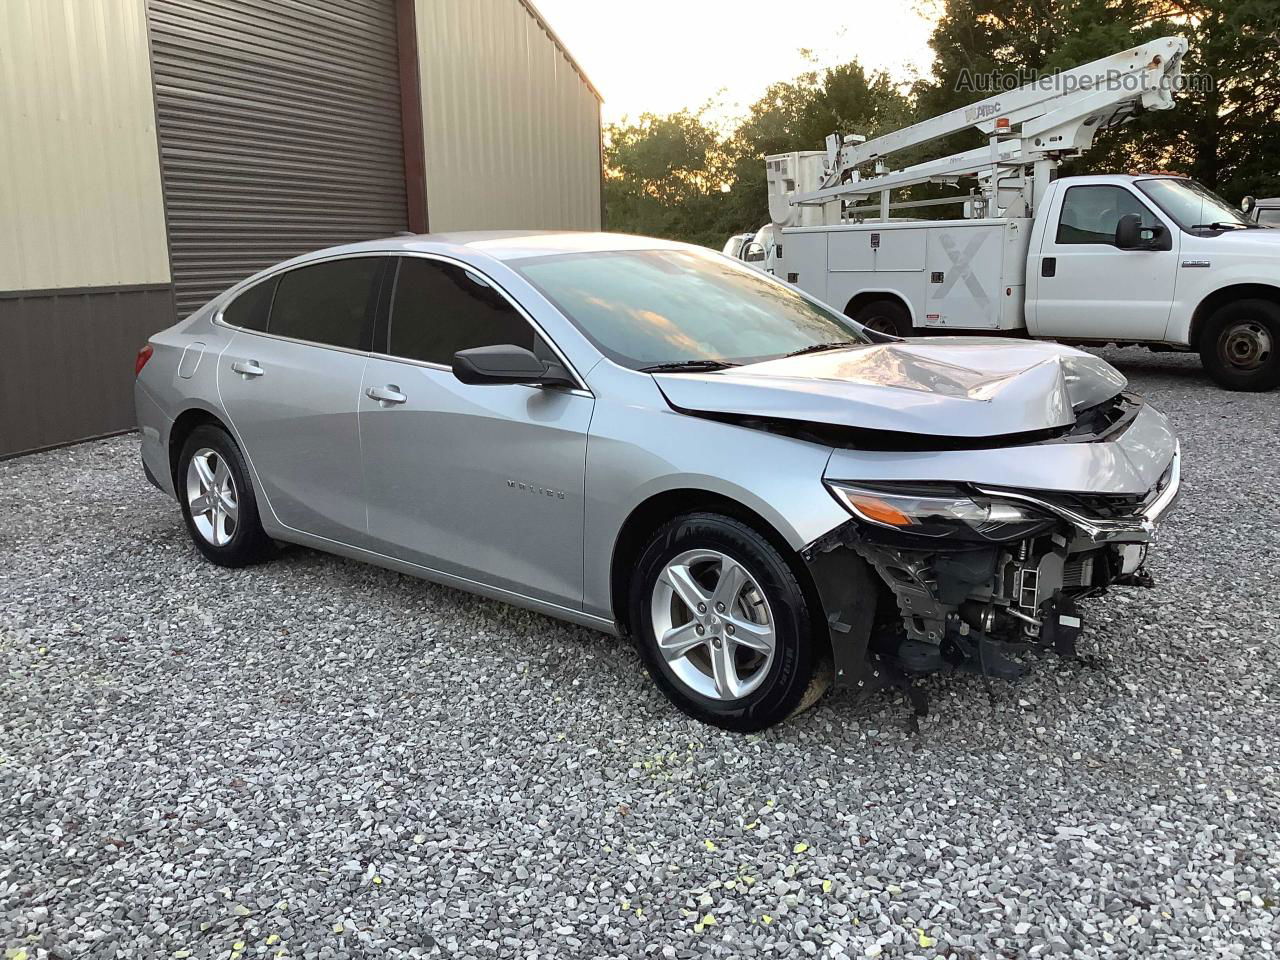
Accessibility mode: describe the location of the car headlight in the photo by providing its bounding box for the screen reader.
[825,481,1056,541]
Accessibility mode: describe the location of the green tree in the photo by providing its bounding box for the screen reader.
[602,60,915,244]
[918,0,1280,201]
[724,60,916,230]
[603,1,1280,244]
[602,109,738,248]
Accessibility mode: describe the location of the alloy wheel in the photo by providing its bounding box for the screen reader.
[185,447,239,547]
[649,549,776,700]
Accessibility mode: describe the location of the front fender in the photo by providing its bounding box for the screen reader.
[580,365,849,619]
[1168,263,1280,344]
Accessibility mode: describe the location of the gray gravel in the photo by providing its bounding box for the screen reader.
[2,347,1279,960]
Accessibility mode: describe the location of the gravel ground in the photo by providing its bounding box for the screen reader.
[2,347,1278,960]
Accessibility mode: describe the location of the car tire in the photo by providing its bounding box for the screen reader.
[1199,299,1280,392]
[852,299,914,337]
[177,424,274,567]
[630,512,823,731]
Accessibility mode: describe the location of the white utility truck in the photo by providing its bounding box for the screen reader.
[737,37,1280,391]
[1242,196,1280,227]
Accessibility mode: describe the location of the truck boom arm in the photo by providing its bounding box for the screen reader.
[778,36,1187,220]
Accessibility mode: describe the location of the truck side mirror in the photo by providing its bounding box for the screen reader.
[1115,215,1167,250]
[1115,213,1142,249]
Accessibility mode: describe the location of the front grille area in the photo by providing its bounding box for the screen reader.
[1035,457,1175,521]
[1062,552,1096,588]
[1055,392,1141,444]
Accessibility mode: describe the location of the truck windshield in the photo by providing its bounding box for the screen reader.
[512,248,867,370]
[1136,178,1255,231]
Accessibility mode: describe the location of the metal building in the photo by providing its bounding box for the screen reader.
[0,0,603,458]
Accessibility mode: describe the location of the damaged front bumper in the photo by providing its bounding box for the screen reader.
[805,427,1180,688]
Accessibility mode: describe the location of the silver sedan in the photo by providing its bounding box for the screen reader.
[135,232,1179,730]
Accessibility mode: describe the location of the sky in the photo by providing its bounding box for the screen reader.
[534,0,938,125]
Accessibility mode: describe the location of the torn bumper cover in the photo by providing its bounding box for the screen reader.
[805,409,1180,688]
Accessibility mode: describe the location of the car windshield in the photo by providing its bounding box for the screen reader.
[1136,178,1255,231]
[512,248,867,369]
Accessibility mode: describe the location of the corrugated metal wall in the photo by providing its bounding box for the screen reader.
[0,0,170,292]
[148,0,410,316]
[415,0,602,233]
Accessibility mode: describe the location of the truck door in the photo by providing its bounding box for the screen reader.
[1028,183,1178,340]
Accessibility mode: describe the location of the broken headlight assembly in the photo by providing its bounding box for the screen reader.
[825,481,1058,542]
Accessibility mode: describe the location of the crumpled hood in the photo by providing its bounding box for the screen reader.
[654,338,1127,438]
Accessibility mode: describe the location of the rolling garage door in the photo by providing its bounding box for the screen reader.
[148,0,410,316]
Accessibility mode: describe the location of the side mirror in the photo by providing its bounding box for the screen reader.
[1242,195,1257,216]
[1115,213,1142,249]
[452,344,574,387]
[1115,214,1167,250]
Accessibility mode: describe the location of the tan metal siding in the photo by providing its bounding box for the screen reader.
[415,0,602,232]
[0,0,170,292]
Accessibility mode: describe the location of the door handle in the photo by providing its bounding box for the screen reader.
[231,360,264,377]
[366,384,407,405]
[1041,257,1057,278]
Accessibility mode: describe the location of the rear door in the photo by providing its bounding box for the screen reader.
[358,255,594,609]
[219,256,386,543]
[1029,183,1178,339]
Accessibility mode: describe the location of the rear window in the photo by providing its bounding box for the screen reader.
[268,257,383,350]
[222,277,277,332]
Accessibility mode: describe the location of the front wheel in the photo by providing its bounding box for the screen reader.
[1199,299,1280,392]
[629,513,826,731]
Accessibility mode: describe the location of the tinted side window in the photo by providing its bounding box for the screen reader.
[1056,186,1159,244]
[268,258,382,350]
[1258,209,1280,226]
[388,258,535,365]
[223,277,277,332]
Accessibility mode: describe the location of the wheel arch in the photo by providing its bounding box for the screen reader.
[608,488,832,665]
[843,290,915,325]
[167,406,233,491]
[1188,283,1280,348]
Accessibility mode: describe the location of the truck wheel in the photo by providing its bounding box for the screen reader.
[852,299,913,337]
[1199,299,1280,392]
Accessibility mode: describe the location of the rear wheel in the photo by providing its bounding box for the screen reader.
[852,298,913,337]
[178,425,274,567]
[630,513,825,731]
[1199,299,1280,392]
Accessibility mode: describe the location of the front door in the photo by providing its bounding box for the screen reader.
[218,256,384,543]
[1029,183,1179,340]
[358,256,593,609]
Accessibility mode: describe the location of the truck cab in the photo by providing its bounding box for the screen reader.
[1026,174,1280,389]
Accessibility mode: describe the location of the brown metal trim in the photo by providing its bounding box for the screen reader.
[0,282,174,301]
[395,0,428,233]
[0,428,137,463]
[141,0,180,321]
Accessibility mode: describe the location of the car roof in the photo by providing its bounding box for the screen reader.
[1057,173,1186,186]
[294,230,692,266]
